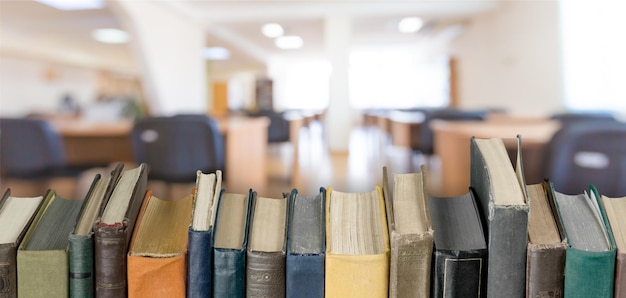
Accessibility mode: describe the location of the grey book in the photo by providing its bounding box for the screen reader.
[470,136,528,298]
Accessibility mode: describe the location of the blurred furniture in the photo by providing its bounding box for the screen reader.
[550,111,616,124]
[543,120,626,197]
[247,109,290,143]
[430,116,561,197]
[0,118,81,198]
[131,115,225,183]
[46,115,269,194]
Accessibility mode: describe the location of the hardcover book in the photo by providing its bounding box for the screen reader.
[286,188,326,298]
[553,185,616,298]
[470,136,528,298]
[212,189,253,298]
[525,180,566,298]
[246,193,289,298]
[127,189,193,298]
[0,189,44,298]
[382,166,433,298]
[325,186,390,298]
[429,190,487,298]
[187,170,222,298]
[93,163,148,298]
[600,193,626,298]
[69,163,122,298]
[17,189,86,297]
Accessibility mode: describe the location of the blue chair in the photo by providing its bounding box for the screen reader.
[543,120,626,197]
[130,114,225,183]
[0,118,68,178]
[246,109,290,143]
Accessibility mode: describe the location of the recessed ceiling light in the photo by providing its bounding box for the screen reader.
[262,23,284,38]
[203,47,231,60]
[34,0,104,10]
[398,17,424,33]
[91,28,130,44]
[275,36,303,50]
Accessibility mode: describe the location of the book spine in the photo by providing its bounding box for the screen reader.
[0,244,17,298]
[526,244,566,298]
[615,252,626,298]
[486,205,528,298]
[187,229,213,298]
[94,224,128,298]
[213,248,246,298]
[325,253,389,298]
[564,247,615,298]
[389,232,433,298]
[431,249,487,298]
[69,233,94,298]
[17,250,69,297]
[127,254,186,298]
[246,251,286,298]
[285,253,324,298]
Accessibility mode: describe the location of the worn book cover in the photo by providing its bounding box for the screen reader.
[127,190,193,298]
[600,193,626,298]
[17,189,86,298]
[69,163,122,298]
[246,193,289,298]
[429,190,487,298]
[554,185,616,298]
[525,180,566,298]
[325,186,390,298]
[0,189,44,298]
[93,163,148,298]
[382,166,434,298]
[187,170,222,298]
[212,189,253,298]
[286,188,326,298]
[470,136,528,298]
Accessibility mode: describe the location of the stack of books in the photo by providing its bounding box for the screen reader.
[1,136,624,298]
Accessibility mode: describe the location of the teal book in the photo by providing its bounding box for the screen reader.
[553,185,616,298]
[68,163,122,298]
[212,189,253,298]
[17,189,86,298]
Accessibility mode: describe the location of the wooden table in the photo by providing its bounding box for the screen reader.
[430,117,560,196]
[49,116,270,195]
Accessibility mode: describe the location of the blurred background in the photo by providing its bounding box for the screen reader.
[1,0,625,199]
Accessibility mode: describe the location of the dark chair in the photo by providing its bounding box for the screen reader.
[543,120,626,197]
[247,109,290,143]
[130,114,225,183]
[0,118,70,178]
[411,108,489,155]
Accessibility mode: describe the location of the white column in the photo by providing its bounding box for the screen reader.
[324,16,354,152]
[110,1,208,115]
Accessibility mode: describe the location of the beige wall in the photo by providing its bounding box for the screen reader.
[453,1,564,116]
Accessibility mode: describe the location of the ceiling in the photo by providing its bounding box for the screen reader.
[0,0,499,74]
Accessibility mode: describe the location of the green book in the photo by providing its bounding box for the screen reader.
[17,189,86,298]
[553,185,616,298]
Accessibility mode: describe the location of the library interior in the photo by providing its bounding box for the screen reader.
[2,1,626,298]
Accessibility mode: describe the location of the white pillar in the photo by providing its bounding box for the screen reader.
[324,16,354,152]
[110,1,208,115]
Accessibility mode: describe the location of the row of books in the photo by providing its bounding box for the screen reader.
[0,136,624,297]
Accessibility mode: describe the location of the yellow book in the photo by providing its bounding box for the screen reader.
[325,186,389,298]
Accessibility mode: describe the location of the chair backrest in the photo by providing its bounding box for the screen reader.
[0,118,66,177]
[247,110,290,143]
[130,115,225,182]
[544,121,626,197]
[413,108,489,155]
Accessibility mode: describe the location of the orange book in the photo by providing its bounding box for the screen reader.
[127,190,193,298]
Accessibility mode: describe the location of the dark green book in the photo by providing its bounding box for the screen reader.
[68,163,123,298]
[17,189,86,298]
[553,185,616,298]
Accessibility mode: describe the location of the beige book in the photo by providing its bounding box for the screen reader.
[600,194,626,298]
[382,165,433,298]
[191,170,222,231]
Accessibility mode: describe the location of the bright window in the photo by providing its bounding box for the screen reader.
[560,0,626,113]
